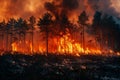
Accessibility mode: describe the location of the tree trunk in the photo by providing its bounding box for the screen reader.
[46,31,48,55]
[10,33,13,51]
[1,34,4,50]
[31,30,33,53]
[100,29,103,52]
[82,25,85,54]
[6,31,8,51]
[64,37,66,54]
[23,34,26,49]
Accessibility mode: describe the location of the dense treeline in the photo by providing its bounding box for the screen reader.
[0,11,120,53]
[92,11,120,52]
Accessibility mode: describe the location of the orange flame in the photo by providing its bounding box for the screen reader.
[10,32,105,56]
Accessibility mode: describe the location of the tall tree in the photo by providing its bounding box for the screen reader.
[16,18,28,51]
[6,18,17,51]
[0,21,6,50]
[101,15,118,51]
[92,11,102,51]
[92,12,120,52]
[78,11,88,53]
[37,12,53,55]
[60,14,74,53]
[28,16,36,53]
[60,14,70,34]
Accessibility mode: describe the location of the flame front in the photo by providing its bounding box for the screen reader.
[10,32,104,56]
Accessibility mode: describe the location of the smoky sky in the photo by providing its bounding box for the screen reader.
[62,0,79,10]
[0,0,120,21]
[87,0,120,17]
[44,0,79,14]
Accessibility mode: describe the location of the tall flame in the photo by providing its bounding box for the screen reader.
[10,31,107,56]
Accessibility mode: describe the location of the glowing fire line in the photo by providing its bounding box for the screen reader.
[10,33,112,56]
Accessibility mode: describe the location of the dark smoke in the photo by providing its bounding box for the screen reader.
[87,0,120,17]
[62,0,79,10]
[0,0,120,22]
[44,0,120,23]
[44,0,80,18]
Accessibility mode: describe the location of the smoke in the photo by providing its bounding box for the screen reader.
[111,0,120,17]
[0,0,120,22]
[86,0,120,17]
[0,0,47,21]
[62,0,79,10]
[44,0,80,21]
[44,0,120,23]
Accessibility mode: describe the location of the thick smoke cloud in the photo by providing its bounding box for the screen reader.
[44,0,79,17]
[87,0,120,17]
[62,0,79,10]
[0,0,119,21]
[0,0,47,20]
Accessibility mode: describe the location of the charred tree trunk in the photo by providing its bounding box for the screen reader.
[6,31,8,51]
[31,29,34,53]
[64,37,66,54]
[0,33,4,50]
[100,29,103,52]
[10,33,13,51]
[80,25,85,54]
[46,28,49,55]
[83,25,85,53]
[23,33,26,48]
[19,32,26,52]
[1,34,4,50]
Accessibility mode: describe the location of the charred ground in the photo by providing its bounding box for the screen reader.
[0,53,120,80]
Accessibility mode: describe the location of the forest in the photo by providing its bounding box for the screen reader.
[0,0,120,80]
[0,11,120,55]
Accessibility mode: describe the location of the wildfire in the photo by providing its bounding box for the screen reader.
[10,32,104,56]
[0,0,119,56]
[57,33,102,55]
[11,42,17,52]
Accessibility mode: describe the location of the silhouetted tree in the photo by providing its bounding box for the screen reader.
[60,14,75,53]
[16,18,28,49]
[37,12,53,54]
[101,15,119,51]
[78,11,88,53]
[92,11,102,51]
[28,16,36,53]
[0,21,6,50]
[92,11,120,52]
[60,14,70,33]
[6,18,17,51]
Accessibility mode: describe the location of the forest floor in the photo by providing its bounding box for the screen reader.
[0,52,120,80]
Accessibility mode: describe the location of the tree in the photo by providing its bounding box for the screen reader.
[92,11,102,51]
[37,12,53,54]
[0,21,6,50]
[101,15,118,51]
[6,18,17,51]
[16,18,28,39]
[60,14,70,34]
[28,16,36,53]
[92,12,120,52]
[15,18,28,52]
[78,11,88,53]
[60,14,75,53]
